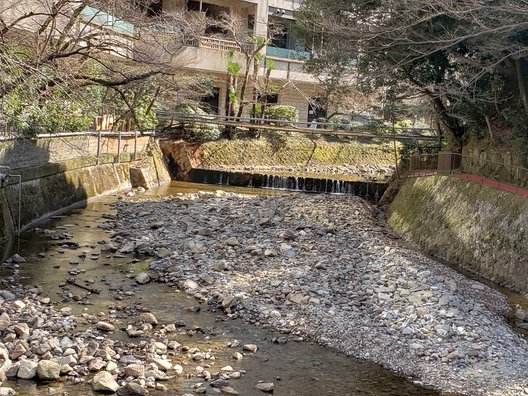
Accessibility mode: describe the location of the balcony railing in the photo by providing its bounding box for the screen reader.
[185,36,241,51]
[265,47,311,60]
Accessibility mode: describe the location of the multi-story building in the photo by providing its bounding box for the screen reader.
[2,0,325,125]
[155,0,325,123]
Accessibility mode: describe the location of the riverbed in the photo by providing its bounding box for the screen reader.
[0,182,443,395]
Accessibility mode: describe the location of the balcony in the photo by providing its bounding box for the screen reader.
[265,46,310,61]
[185,36,241,51]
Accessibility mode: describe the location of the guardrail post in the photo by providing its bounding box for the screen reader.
[134,131,138,161]
[96,131,101,165]
[117,131,121,163]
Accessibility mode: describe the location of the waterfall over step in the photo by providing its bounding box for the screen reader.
[188,169,388,202]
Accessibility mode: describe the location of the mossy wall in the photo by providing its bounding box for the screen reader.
[196,136,397,168]
[388,176,528,292]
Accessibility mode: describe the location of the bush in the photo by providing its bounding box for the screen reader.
[264,105,299,123]
[174,104,221,142]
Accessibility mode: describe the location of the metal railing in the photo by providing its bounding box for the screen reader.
[408,152,528,190]
[158,111,440,142]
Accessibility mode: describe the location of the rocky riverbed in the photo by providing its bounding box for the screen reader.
[103,191,528,396]
[0,185,447,396]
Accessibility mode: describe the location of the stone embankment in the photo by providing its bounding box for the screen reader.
[104,192,528,396]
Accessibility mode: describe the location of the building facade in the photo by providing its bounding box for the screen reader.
[158,0,324,123]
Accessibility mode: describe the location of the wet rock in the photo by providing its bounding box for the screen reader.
[222,386,239,395]
[256,382,275,392]
[139,313,158,325]
[36,360,61,380]
[117,382,148,396]
[0,387,15,396]
[92,371,119,393]
[96,321,115,332]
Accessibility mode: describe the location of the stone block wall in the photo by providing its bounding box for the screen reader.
[388,176,528,293]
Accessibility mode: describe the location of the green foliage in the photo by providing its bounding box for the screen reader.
[264,105,299,123]
[173,105,221,142]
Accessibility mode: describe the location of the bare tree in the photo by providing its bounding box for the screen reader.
[0,0,198,133]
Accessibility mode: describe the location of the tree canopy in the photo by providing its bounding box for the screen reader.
[297,0,528,150]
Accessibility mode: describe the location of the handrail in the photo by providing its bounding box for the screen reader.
[408,152,528,189]
[159,111,440,141]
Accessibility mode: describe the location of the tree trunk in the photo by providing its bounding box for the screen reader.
[514,58,528,119]
[431,96,465,151]
[236,56,252,119]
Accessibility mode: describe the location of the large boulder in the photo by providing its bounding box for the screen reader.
[92,371,119,393]
[36,360,61,380]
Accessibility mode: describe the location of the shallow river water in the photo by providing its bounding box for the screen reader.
[2,182,447,395]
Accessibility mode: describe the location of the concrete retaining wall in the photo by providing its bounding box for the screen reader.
[388,176,528,293]
[0,137,170,244]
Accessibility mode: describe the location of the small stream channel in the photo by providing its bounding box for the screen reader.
[0,182,444,396]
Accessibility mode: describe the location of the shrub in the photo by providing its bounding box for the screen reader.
[174,104,221,142]
[264,105,299,123]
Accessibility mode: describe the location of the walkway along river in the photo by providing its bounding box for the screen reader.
[0,182,443,396]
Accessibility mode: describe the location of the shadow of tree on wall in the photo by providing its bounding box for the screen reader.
[0,137,89,254]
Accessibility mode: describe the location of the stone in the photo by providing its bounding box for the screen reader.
[36,360,61,380]
[0,388,15,396]
[256,383,275,392]
[0,292,14,302]
[10,254,26,264]
[0,314,10,331]
[92,371,119,393]
[222,386,239,395]
[13,323,30,338]
[225,237,239,246]
[242,344,258,353]
[135,273,151,285]
[182,279,199,290]
[124,364,145,377]
[149,358,172,371]
[139,313,158,325]
[96,321,115,332]
[88,358,106,372]
[117,382,148,396]
[157,247,171,258]
[17,359,38,379]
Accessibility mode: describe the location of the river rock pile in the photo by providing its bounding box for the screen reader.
[107,191,528,396]
[0,282,192,395]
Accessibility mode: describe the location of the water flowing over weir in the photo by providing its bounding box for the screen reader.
[188,169,388,202]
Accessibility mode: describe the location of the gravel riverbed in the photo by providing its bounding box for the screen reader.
[105,191,528,396]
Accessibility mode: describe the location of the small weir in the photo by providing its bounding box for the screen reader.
[188,168,388,202]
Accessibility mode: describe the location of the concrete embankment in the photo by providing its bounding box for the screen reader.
[388,176,528,293]
[0,134,170,243]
